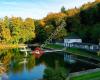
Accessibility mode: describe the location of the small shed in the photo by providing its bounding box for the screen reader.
[64,34,82,47]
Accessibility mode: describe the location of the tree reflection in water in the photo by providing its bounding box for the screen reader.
[0,49,36,73]
[9,54,36,73]
[0,49,12,73]
[0,50,73,80]
[44,67,67,80]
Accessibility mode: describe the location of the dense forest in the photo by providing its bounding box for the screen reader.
[0,17,35,44]
[36,0,100,44]
[0,0,100,44]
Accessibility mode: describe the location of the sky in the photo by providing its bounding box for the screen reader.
[0,0,95,19]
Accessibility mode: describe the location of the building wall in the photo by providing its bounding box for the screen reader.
[64,39,82,47]
[64,39,82,43]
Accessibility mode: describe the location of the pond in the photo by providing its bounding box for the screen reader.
[0,49,98,80]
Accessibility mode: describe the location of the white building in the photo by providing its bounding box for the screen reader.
[63,35,100,51]
[64,35,82,47]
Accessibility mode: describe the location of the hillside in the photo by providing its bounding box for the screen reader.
[35,0,100,44]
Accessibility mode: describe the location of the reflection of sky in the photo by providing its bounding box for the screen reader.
[8,64,46,80]
[0,0,95,19]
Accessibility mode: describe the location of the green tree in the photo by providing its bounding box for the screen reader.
[91,24,100,43]
[9,17,23,44]
[54,27,67,40]
[61,6,66,13]
[44,25,55,37]
[35,26,47,43]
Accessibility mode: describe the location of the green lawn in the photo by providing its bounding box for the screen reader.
[66,48,100,61]
[45,44,64,49]
[70,71,100,80]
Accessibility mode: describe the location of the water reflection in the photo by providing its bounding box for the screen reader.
[0,49,69,80]
[64,53,76,64]
[9,62,46,80]
[9,57,36,73]
[0,49,98,80]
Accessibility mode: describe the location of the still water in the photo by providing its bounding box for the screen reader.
[0,49,98,80]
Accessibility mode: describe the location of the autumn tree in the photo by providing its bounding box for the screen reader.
[0,19,11,43]
[0,17,35,44]
[21,18,35,43]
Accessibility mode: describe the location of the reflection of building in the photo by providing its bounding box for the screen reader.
[64,35,82,47]
[64,54,76,64]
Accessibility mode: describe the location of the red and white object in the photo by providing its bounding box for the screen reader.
[32,47,44,58]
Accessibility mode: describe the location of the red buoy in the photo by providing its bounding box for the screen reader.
[32,47,44,58]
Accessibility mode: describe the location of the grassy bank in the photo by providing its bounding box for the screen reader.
[45,44,64,49]
[45,44,100,61]
[70,71,100,80]
[66,48,100,61]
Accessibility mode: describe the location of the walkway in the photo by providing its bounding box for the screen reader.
[67,68,100,80]
[70,68,100,77]
[43,49,64,53]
